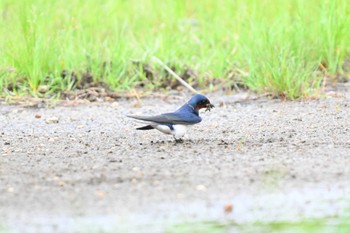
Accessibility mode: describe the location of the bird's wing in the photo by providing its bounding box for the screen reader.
[128,112,201,125]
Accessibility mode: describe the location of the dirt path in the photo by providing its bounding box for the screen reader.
[1,92,350,232]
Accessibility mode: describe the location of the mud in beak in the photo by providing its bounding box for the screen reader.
[205,103,215,112]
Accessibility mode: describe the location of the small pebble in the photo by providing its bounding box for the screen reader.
[38,85,49,94]
[224,203,234,213]
[196,184,207,191]
[45,117,59,124]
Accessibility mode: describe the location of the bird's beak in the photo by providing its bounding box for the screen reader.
[205,103,215,112]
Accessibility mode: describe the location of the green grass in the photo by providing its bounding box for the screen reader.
[1,0,350,99]
[166,217,350,233]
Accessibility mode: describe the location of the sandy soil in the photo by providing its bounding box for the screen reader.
[1,91,350,233]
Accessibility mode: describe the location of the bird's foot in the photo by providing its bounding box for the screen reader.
[174,138,184,143]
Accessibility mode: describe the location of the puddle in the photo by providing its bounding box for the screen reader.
[3,185,350,233]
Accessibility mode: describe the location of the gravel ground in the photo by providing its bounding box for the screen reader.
[1,91,350,233]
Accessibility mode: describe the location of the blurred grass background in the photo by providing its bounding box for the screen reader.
[166,216,350,233]
[0,0,350,99]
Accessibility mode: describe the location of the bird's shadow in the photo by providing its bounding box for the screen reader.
[149,138,212,146]
[150,139,189,145]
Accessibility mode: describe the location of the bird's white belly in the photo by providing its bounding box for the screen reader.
[154,125,173,135]
[172,125,188,138]
[154,124,188,138]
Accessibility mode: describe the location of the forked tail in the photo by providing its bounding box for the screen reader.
[136,125,154,130]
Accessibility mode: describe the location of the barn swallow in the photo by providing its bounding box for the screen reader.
[128,94,214,142]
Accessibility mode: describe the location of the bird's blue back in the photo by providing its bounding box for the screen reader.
[128,94,209,125]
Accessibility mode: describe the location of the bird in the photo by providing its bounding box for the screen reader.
[128,94,214,142]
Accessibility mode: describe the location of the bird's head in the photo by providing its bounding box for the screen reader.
[188,94,214,112]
